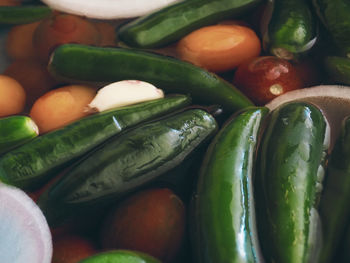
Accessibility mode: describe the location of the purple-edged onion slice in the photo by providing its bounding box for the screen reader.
[0,183,52,263]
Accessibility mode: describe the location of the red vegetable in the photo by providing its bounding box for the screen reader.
[233,56,303,105]
[52,234,97,263]
[99,188,186,262]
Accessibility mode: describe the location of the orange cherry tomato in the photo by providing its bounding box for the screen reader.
[0,75,26,117]
[4,59,58,109]
[29,85,96,134]
[33,13,101,62]
[177,23,261,73]
[6,21,40,60]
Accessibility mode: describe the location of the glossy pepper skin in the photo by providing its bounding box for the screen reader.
[48,44,253,115]
[261,0,317,60]
[313,0,350,57]
[319,116,350,263]
[38,108,218,226]
[324,56,350,85]
[256,101,329,263]
[78,250,161,263]
[337,223,350,263]
[0,95,190,190]
[118,0,262,48]
[0,115,38,155]
[192,107,268,263]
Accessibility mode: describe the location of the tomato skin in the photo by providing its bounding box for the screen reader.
[177,23,261,73]
[292,58,322,88]
[33,13,100,62]
[0,0,20,6]
[29,85,96,134]
[99,188,186,263]
[4,59,58,109]
[6,22,40,60]
[52,235,97,263]
[0,75,26,117]
[233,56,303,105]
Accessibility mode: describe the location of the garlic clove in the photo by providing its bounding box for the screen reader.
[87,80,164,112]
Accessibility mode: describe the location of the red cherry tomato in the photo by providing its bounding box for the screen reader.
[233,56,303,105]
[99,188,186,263]
[292,58,322,88]
[52,234,97,263]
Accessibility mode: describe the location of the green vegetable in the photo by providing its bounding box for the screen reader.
[48,44,253,114]
[262,0,317,60]
[0,6,52,25]
[117,0,262,48]
[0,116,39,155]
[324,56,350,85]
[256,101,329,263]
[192,107,268,263]
[77,250,161,263]
[319,116,350,263]
[312,0,350,57]
[337,223,350,263]
[0,95,190,190]
[38,108,218,226]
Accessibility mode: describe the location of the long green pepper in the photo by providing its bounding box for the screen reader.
[118,0,262,48]
[256,101,329,263]
[0,95,190,190]
[192,107,268,263]
[38,108,218,226]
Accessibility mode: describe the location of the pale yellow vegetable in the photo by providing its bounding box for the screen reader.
[87,80,164,112]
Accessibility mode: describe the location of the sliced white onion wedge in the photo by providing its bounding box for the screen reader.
[87,80,164,112]
[266,85,350,148]
[40,0,182,19]
[0,183,52,263]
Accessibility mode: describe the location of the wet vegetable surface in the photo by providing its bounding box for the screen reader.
[256,101,329,263]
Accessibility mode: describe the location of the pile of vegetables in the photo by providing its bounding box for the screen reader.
[1,0,350,262]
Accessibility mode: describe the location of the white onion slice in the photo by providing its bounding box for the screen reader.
[0,183,52,263]
[40,0,183,19]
